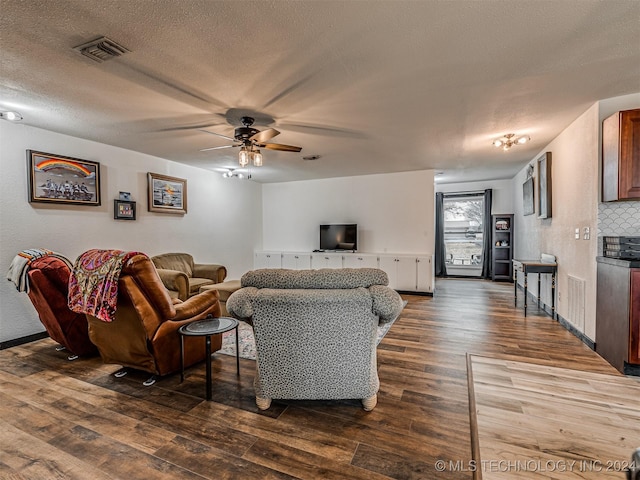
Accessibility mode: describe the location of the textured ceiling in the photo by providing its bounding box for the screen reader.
[1,0,639,183]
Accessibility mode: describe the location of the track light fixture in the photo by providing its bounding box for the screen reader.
[221,169,245,179]
[0,110,23,122]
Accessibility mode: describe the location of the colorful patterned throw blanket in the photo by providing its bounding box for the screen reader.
[68,249,143,322]
[6,248,73,292]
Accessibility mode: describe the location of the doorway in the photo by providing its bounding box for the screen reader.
[443,194,485,277]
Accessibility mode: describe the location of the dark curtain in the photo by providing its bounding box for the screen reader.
[481,189,493,279]
[434,192,447,278]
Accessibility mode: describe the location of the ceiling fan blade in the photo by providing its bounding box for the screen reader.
[199,129,236,142]
[250,128,280,143]
[200,144,239,152]
[278,122,367,139]
[262,143,302,152]
[158,122,225,132]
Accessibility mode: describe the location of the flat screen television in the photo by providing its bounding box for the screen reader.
[320,224,357,251]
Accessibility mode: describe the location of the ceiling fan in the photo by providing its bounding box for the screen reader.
[200,116,302,167]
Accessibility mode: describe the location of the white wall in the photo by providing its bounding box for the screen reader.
[511,93,640,342]
[262,170,435,255]
[0,122,262,342]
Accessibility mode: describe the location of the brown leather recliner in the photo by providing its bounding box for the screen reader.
[151,252,227,301]
[86,254,222,378]
[26,256,98,359]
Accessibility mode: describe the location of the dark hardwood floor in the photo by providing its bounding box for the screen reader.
[0,279,621,479]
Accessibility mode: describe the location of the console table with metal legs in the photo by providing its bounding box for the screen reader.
[512,259,558,318]
[178,316,239,400]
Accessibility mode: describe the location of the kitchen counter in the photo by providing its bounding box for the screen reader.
[596,256,640,268]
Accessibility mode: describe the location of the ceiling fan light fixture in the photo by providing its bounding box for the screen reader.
[238,146,249,167]
[493,133,530,151]
[201,115,302,167]
[251,149,263,167]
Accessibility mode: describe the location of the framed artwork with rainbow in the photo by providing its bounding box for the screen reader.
[27,150,101,206]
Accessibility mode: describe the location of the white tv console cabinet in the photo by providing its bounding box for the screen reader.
[254,251,434,294]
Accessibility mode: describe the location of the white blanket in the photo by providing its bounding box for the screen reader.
[6,249,72,292]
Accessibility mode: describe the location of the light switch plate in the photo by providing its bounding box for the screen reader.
[575,228,580,239]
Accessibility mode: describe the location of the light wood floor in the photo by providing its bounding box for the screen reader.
[0,279,626,479]
[469,355,640,480]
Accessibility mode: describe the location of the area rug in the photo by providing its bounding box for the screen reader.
[218,300,408,360]
[467,354,640,479]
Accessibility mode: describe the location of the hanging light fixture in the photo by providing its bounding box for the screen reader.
[238,146,249,167]
[239,144,262,167]
[492,133,530,151]
[250,148,263,167]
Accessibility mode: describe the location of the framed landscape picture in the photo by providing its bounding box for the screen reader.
[537,152,552,219]
[147,172,187,214]
[27,150,101,206]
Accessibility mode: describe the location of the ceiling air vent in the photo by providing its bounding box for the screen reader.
[73,36,130,63]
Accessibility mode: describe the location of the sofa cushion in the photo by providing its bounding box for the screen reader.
[151,253,194,276]
[199,279,241,302]
[188,277,215,295]
[241,268,388,290]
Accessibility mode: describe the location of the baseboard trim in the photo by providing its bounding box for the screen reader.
[397,290,433,297]
[0,331,49,350]
[623,362,640,376]
[516,284,595,351]
[556,314,595,350]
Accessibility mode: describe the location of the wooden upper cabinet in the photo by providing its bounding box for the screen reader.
[602,108,640,202]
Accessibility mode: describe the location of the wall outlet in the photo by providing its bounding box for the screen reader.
[583,227,590,240]
[575,228,580,239]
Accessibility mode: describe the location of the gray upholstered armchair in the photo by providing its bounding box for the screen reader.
[226,268,404,411]
[151,253,227,301]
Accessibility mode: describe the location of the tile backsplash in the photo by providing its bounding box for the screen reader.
[597,201,640,254]
[598,201,640,236]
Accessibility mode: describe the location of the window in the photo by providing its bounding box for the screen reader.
[443,194,484,272]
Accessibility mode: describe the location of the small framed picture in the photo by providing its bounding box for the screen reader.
[114,200,136,220]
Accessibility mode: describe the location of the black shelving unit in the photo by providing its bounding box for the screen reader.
[492,214,514,281]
